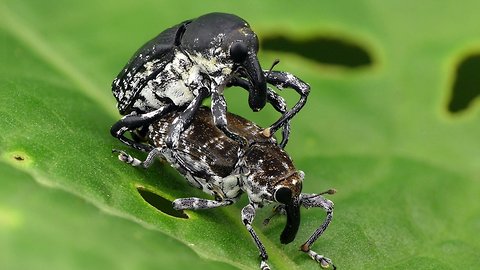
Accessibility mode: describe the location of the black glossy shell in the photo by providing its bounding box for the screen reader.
[112,13,257,115]
[112,21,191,114]
[180,13,255,56]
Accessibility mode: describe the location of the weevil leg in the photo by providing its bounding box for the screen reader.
[113,148,163,168]
[211,89,247,147]
[242,203,271,270]
[172,196,238,210]
[264,71,310,138]
[111,105,174,152]
[113,148,211,193]
[228,76,290,147]
[299,193,335,269]
[265,88,290,147]
[166,87,209,149]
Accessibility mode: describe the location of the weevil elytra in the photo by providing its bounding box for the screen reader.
[114,107,335,270]
[110,12,310,153]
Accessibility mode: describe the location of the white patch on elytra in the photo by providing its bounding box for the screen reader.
[131,49,221,109]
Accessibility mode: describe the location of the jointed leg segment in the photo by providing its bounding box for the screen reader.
[229,76,291,147]
[113,148,163,168]
[299,193,335,269]
[166,87,209,148]
[172,197,237,210]
[264,71,310,138]
[211,90,248,147]
[242,203,271,270]
[261,192,335,269]
[110,105,174,152]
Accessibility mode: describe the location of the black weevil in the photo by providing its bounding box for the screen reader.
[111,12,310,152]
[114,107,335,270]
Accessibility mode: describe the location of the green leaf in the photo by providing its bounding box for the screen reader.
[1,0,479,269]
[0,162,232,270]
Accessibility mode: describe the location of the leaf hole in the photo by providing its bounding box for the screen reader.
[261,35,373,68]
[137,187,189,219]
[13,155,25,161]
[4,152,31,167]
[448,54,480,113]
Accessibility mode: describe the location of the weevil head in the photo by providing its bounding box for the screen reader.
[181,12,267,111]
[272,170,304,244]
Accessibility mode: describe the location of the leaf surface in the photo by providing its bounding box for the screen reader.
[1,0,479,269]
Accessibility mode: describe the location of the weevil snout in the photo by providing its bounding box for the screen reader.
[272,171,304,244]
[244,54,267,111]
[227,31,267,112]
[273,186,301,244]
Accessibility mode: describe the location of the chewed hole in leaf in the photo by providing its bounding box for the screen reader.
[5,151,32,166]
[448,54,480,113]
[137,187,188,219]
[261,35,373,68]
[13,155,25,161]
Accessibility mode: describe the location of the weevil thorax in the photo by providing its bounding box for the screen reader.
[180,13,261,90]
[240,143,303,205]
[239,143,304,244]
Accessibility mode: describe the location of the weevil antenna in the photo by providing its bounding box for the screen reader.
[305,189,337,200]
[320,188,337,195]
[266,59,280,78]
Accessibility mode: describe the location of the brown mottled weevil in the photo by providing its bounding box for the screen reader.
[114,107,335,270]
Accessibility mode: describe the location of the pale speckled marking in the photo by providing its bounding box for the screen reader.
[243,174,271,204]
[187,32,233,86]
[189,52,232,86]
[153,139,242,200]
[211,94,228,126]
[126,46,231,114]
[131,51,200,110]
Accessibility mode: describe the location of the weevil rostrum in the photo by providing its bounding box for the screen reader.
[110,12,310,153]
[114,107,335,270]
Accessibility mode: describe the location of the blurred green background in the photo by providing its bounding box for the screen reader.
[1,0,479,269]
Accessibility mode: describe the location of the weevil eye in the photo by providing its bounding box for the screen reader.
[274,187,292,204]
[230,41,248,63]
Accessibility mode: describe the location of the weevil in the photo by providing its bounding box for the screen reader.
[114,107,335,270]
[110,12,310,153]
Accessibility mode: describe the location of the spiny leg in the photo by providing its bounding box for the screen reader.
[229,76,290,147]
[265,88,290,147]
[211,89,247,147]
[264,71,310,137]
[113,148,163,168]
[242,203,271,270]
[166,87,209,149]
[299,193,335,269]
[114,147,217,197]
[111,105,174,152]
[172,196,238,210]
